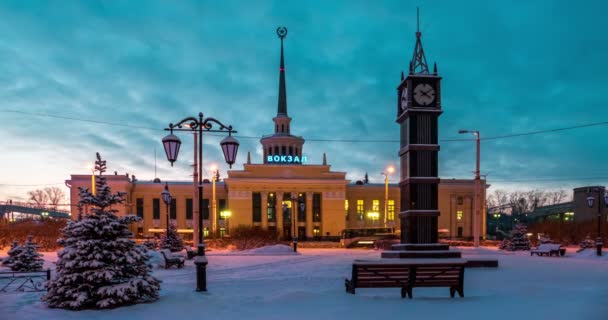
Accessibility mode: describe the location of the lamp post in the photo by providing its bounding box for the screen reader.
[87,163,96,196]
[161,183,172,234]
[458,129,481,247]
[381,166,395,227]
[585,187,607,256]
[162,112,239,292]
[210,164,218,238]
[282,195,302,252]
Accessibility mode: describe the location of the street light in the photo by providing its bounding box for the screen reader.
[210,164,218,238]
[87,163,96,196]
[282,195,302,252]
[458,129,481,247]
[220,210,231,236]
[161,183,172,234]
[381,166,395,227]
[586,187,607,256]
[162,112,239,292]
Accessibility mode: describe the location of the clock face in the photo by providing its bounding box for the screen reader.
[400,87,408,110]
[413,83,436,106]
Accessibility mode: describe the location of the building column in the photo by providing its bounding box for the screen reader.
[306,192,313,239]
[261,192,268,229]
[276,192,284,237]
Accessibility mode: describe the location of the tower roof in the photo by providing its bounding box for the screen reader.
[410,8,429,75]
[277,27,288,116]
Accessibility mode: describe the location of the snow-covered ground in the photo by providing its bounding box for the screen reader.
[1,246,607,320]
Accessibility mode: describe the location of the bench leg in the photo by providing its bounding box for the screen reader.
[450,287,455,298]
[457,287,464,298]
[406,287,412,299]
[344,279,355,294]
[400,287,407,299]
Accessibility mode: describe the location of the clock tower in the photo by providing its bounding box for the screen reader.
[395,12,442,245]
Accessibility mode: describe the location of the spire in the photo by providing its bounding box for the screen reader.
[323,153,327,165]
[410,7,429,74]
[401,71,404,81]
[247,151,251,164]
[277,27,288,116]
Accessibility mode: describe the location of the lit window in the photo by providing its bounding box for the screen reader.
[388,200,395,220]
[344,200,349,219]
[372,200,380,212]
[357,200,364,221]
[204,228,209,237]
[313,226,321,236]
[457,210,463,221]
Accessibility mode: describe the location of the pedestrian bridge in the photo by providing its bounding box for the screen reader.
[0,201,71,220]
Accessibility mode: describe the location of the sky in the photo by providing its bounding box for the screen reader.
[1,0,607,203]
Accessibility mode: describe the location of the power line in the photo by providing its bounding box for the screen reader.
[0,183,65,187]
[2,110,607,143]
[491,176,608,183]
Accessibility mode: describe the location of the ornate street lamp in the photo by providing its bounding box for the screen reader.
[161,183,172,234]
[458,129,481,247]
[161,112,238,292]
[381,166,395,227]
[586,187,607,256]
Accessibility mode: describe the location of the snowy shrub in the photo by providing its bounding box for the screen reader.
[160,224,184,252]
[498,238,511,250]
[230,225,280,250]
[42,153,161,310]
[10,235,43,271]
[1,240,22,267]
[508,223,531,251]
[580,236,595,249]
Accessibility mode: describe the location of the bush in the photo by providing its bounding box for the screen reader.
[228,225,280,250]
[0,219,66,251]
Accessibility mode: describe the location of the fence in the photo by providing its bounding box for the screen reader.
[0,269,50,293]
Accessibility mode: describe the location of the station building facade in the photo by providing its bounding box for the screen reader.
[65,28,487,240]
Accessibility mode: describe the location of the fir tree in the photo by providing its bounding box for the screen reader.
[43,153,160,310]
[508,223,531,251]
[11,235,43,271]
[160,223,184,252]
[498,238,511,250]
[580,235,595,249]
[1,240,22,267]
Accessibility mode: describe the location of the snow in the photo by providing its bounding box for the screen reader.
[1,246,608,320]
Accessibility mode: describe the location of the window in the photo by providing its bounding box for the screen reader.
[388,200,395,220]
[170,198,177,219]
[313,193,322,222]
[297,193,306,221]
[186,198,193,220]
[218,199,227,220]
[267,193,276,222]
[136,198,144,218]
[202,199,210,220]
[282,146,287,156]
[457,196,463,205]
[219,227,226,237]
[204,228,209,237]
[344,200,349,220]
[372,200,380,212]
[357,200,364,221]
[153,198,160,219]
[252,193,262,222]
[457,210,463,221]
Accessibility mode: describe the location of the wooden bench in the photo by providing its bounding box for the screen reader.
[345,259,466,299]
[531,243,564,257]
[160,249,185,269]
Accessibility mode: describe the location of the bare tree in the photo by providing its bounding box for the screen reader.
[487,189,510,211]
[546,189,570,205]
[44,187,66,209]
[27,189,49,208]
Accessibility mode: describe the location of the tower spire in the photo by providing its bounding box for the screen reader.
[410,7,429,74]
[277,27,288,116]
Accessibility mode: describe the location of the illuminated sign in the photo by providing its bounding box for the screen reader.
[267,155,308,164]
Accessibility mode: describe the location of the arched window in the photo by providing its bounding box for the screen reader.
[281,124,284,132]
[289,146,293,156]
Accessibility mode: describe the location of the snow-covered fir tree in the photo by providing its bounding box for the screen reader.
[160,223,184,252]
[498,238,511,250]
[43,153,160,310]
[10,235,44,271]
[508,223,531,251]
[1,240,22,267]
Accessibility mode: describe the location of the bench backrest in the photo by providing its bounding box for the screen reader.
[411,265,464,287]
[352,264,411,287]
[536,243,554,251]
[160,249,173,260]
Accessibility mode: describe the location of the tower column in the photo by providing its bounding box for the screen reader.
[276,192,284,237]
[306,192,313,239]
[261,192,268,230]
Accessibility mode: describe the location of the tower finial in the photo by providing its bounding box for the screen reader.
[410,8,429,74]
[276,27,288,116]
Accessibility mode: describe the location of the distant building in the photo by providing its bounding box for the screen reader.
[528,186,608,223]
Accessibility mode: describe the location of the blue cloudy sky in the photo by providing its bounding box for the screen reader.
[1,0,607,202]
